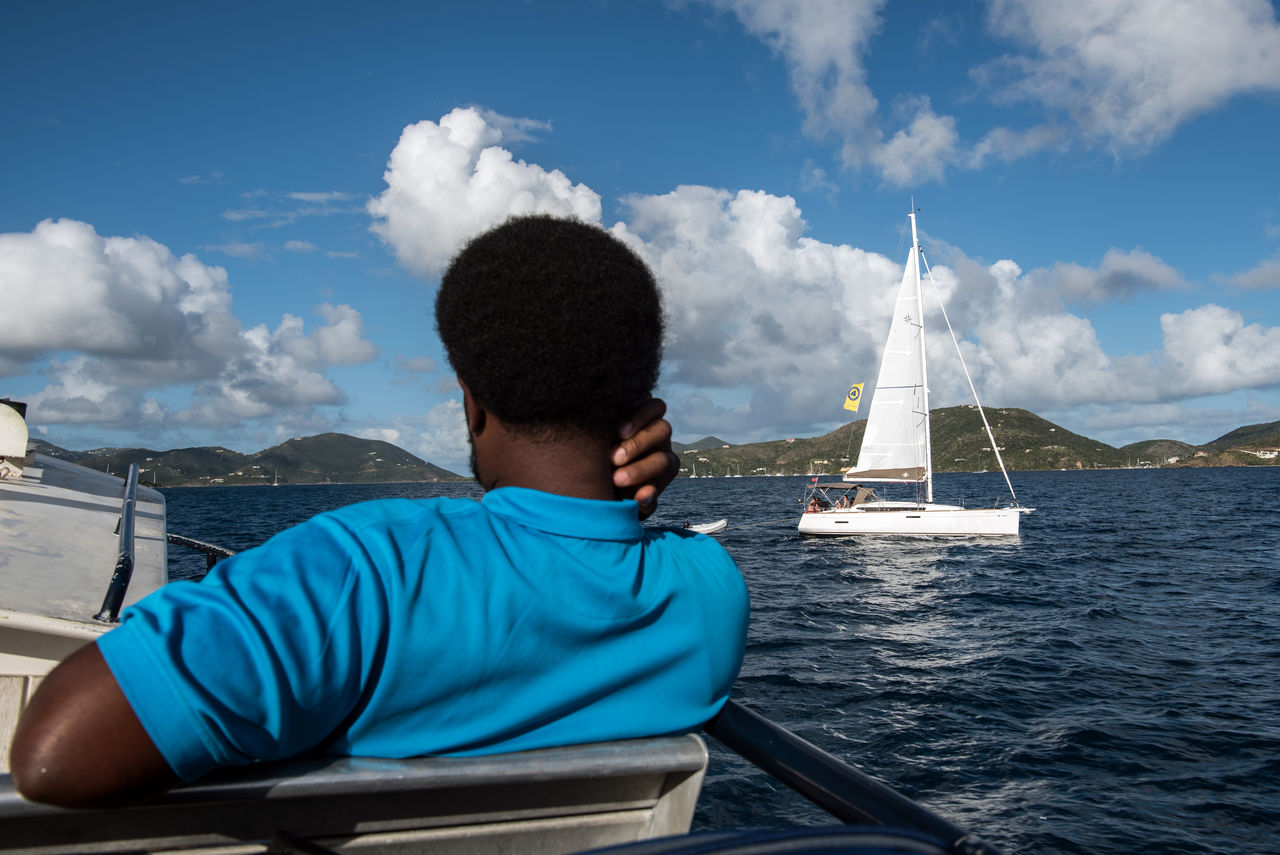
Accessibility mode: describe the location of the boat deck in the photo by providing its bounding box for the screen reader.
[0,735,708,855]
[0,453,166,637]
[1,453,167,770]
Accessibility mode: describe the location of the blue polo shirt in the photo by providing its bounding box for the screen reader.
[98,487,748,781]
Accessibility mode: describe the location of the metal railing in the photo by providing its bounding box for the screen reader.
[93,464,139,623]
[705,700,1004,855]
[166,533,237,573]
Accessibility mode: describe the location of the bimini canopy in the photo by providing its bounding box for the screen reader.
[841,465,926,484]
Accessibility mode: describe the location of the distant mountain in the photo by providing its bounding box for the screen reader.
[248,433,459,485]
[29,412,1280,486]
[26,437,84,462]
[1116,439,1198,466]
[37,433,462,486]
[932,406,1126,471]
[672,436,732,453]
[1201,420,1280,452]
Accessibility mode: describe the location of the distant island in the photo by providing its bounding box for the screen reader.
[30,407,1280,487]
[29,432,463,487]
[670,407,1280,477]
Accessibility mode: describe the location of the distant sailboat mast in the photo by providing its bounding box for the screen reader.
[909,206,934,505]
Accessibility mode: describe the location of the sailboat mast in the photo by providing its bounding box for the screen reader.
[909,207,934,504]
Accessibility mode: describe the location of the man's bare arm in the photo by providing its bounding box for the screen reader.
[9,642,178,807]
[612,397,679,520]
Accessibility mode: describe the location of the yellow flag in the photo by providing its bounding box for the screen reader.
[844,383,864,412]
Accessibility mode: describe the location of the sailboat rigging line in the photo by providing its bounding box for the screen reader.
[667,516,794,530]
[918,252,1020,505]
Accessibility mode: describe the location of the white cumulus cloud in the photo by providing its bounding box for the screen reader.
[0,218,240,370]
[0,218,378,432]
[394,398,471,475]
[367,107,602,276]
[706,0,892,171]
[1158,304,1280,395]
[706,0,1280,183]
[869,98,960,186]
[980,0,1280,153]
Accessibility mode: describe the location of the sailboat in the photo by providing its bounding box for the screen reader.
[798,207,1032,537]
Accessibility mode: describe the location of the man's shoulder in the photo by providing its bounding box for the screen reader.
[641,524,731,549]
[641,526,743,578]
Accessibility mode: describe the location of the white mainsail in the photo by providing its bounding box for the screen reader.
[842,212,931,496]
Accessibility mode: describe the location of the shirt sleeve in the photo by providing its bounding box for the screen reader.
[97,514,381,781]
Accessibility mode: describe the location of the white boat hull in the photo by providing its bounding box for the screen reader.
[798,502,1027,537]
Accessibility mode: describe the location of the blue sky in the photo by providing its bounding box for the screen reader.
[3,0,1279,474]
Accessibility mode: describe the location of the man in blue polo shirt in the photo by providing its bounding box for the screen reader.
[11,215,749,807]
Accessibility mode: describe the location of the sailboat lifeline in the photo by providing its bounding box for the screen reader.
[798,207,1032,537]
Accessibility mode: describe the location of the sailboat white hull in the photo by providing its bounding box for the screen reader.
[798,502,1026,537]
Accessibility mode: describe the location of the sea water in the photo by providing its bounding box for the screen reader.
[163,467,1280,854]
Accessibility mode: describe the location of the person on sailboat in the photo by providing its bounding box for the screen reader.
[12,215,749,808]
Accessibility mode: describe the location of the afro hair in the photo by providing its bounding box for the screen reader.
[436,216,664,440]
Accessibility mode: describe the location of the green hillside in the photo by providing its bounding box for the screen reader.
[26,437,85,462]
[676,408,1280,476]
[1202,420,1280,452]
[247,433,458,485]
[931,406,1125,471]
[1119,419,1280,467]
[678,420,863,477]
[1117,439,1198,466]
[81,445,251,485]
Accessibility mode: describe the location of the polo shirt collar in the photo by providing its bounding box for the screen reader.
[482,487,643,542]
